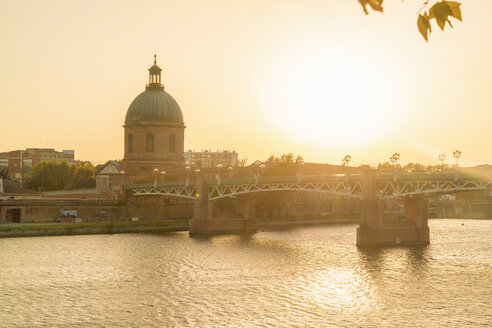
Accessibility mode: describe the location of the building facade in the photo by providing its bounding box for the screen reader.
[0,148,75,181]
[184,150,238,168]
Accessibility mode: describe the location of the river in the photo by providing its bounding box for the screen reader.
[0,219,490,327]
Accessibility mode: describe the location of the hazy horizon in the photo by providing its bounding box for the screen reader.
[1,0,491,167]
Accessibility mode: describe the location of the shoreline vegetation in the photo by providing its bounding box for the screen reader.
[0,216,489,238]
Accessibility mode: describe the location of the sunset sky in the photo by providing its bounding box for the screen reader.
[1,0,491,167]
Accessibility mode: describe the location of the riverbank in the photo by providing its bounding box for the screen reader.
[0,215,359,238]
[0,220,189,238]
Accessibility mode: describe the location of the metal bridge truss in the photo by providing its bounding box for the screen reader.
[208,181,363,200]
[130,179,491,201]
[132,185,197,200]
[379,180,492,200]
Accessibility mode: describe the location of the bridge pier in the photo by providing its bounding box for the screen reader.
[356,171,430,246]
[189,178,258,235]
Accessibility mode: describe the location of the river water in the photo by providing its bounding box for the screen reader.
[0,219,491,327]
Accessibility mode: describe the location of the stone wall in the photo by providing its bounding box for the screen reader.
[0,196,195,224]
[0,199,127,223]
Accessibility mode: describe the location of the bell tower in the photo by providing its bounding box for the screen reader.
[147,54,164,91]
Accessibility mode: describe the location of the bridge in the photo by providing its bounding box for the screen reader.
[126,171,492,246]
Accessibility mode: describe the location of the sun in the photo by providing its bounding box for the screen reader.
[267,47,403,148]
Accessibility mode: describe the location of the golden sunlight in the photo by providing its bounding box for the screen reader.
[268,47,402,148]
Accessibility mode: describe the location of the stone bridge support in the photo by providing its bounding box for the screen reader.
[357,171,430,246]
[189,178,258,235]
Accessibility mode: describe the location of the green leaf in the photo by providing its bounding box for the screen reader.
[445,1,462,22]
[417,14,431,42]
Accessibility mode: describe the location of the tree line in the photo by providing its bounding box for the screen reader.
[25,161,96,191]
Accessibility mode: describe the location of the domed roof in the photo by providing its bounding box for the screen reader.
[149,64,161,72]
[125,55,184,124]
[125,89,183,123]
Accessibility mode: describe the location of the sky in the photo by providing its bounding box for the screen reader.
[0,0,491,167]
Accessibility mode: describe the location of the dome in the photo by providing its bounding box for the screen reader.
[149,64,161,72]
[125,89,184,123]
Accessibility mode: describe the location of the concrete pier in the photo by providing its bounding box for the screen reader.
[189,178,258,235]
[356,171,430,246]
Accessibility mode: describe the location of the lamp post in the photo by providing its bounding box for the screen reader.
[185,165,191,186]
[73,170,77,190]
[120,170,125,199]
[216,163,223,185]
[453,150,462,167]
[259,163,265,176]
[153,168,158,188]
[254,160,261,177]
[20,151,24,187]
[438,154,446,170]
[195,168,200,180]
[342,155,351,167]
[228,166,233,178]
[390,153,400,181]
[160,170,166,184]
[390,153,400,167]
[297,160,304,183]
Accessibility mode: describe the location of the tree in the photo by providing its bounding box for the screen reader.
[377,161,401,173]
[73,165,96,189]
[25,161,95,191]
[0,167,10,180]
[236,158,248,167]
[358,0,463,42]
[263,153,304,176]
[403,163,426,173]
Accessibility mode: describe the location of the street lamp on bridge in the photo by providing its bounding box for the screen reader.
[453,150,462,167]
[185,165,191,186]
[153,168,159,188]
[216,163,223,185]
[438,154,446,168]
[390,153,400,182]
[259,163,265,176]
[390,153,400,167]
[160,170,166,184]
[342,155,351,167]
[119,170,126,199]
[254,160,262,177]
[297,160,304,183]
[228,165,233,178]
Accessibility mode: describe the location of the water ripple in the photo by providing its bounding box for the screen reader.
[0,220,490,327]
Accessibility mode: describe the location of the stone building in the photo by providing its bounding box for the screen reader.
[0,148,75,182]
[97,56,187,185]
[121,55,186,182]
[184,150,238,168]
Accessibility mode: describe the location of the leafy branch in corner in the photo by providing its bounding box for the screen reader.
[417,1,462,42]
[358,0,463,42]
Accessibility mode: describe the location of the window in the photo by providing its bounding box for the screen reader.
[128,134,133,153]
[146,133,154,152]
[169,134,176,153]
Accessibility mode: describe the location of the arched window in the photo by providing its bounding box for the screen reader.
[169,134,176,153]
[128,134,133,153]
[146,133,154,152]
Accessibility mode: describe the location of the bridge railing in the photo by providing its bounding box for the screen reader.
[126,172,491,191]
